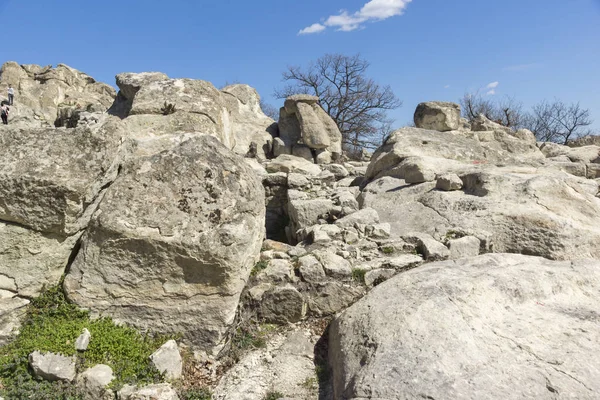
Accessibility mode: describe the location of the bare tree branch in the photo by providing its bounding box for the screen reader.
[274,53,402,152]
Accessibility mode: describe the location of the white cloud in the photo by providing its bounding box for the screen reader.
[299,0,413,34]
[298,23,326,35]
[486,81,499,89]
[444,85,450,89]
[486,89,496,96]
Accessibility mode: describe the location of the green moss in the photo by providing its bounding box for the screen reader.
[381,246,395,254]
[178,387,213,400]
[0,283,172,398]
[264,391,285,400]
[351,268,367,283]
[250,260,269,277]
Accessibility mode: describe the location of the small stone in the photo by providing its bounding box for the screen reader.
[118,383,180,400]
[313,250,352,279]
[405,233,450,261]
[335,208,380,228]
[256,259,294,283]
[75,328,91,351]
[150,340,183,380]
[448,236,481,260]
[436,173,463,191]
[29,351,76,382]
[77,364,115,400]
[261,285,306,324]
[298,255,326,284]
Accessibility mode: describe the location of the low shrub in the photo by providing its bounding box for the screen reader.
[0,282,171,398]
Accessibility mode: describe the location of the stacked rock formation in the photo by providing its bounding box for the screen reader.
[274,94,343,164]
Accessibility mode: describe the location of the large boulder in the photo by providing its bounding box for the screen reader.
[366,126,543,181]
[0,120,126,298]
[0,62,116,128]
[278,94,342,158]
[109,72,232,145]
[330,254,600,399]
[64,134,265,353]
[360,165,600,260]
[108,72,276,159]
[413,101,461,131]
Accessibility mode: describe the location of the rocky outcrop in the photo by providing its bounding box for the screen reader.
[221,84,276,160]
[108,73,275,159]
[414,101,461,131]
[0,119,126,298]
[0,62,116,128]
[277,95,342,162]
[329,254,600,399]
[64,134,265,353]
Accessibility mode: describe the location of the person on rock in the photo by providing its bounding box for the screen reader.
[7,85,14,105]
[1,102,9,124]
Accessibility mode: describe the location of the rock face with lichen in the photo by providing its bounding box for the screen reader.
[0,61,116,128]
[277,94,343,162]
[108,72,275,159]
[64,134,265,353]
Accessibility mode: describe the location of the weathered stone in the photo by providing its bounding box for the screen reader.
[77,364,115,400]
[75,328,91,351]
[260,285,306,324]
[406,232,450,261]
[0,62,115,128]
[150,340,182,380]
[307,282,365,317]
[436,173,463,191]
[291,144,313,162]
[221,84,275,159]
[64,135,265,353]
[0,120,125,297]
[0,294,29,345]
[279,95,342,155]
[298,255,326,284]
[364,268,396,287]
[256,259,294,283]
[330,254,600,399]
[118,383,180,400]
[287,198,335,236]
[448,236,481,259]
[213,330,319,400]
[265,155,321,175]
[29,351,76,382]
[335,208,379,228]
[313,250,352,279]
[414,101,461,131]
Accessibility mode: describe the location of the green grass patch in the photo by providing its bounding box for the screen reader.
[351,268,367,283]
[264,391,285,400]
[178,387,213,400]
[381,246,395,255]
[250,260,269,277]
[0,283,172,398]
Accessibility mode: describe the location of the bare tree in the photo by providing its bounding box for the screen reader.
[274,53,402,151]
[460,92,525,129]
[525,100,593,144]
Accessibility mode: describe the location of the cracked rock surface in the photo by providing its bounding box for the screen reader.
[329,253,600,400]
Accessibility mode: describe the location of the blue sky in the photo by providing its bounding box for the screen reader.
[2,0,599,130]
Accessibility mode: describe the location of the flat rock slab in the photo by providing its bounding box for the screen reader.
[29,351,76,382]
[330,253,600,399]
